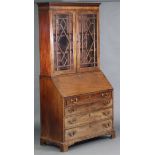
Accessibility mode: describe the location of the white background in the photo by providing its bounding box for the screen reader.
[0,0,155,155]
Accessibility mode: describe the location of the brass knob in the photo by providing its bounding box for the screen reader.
[68,131,76,137]
[101,92,110,98]
[71,98,78,103]
[102,111,110,115]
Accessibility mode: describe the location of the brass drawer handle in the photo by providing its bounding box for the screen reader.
[102,111,110,116]
[106,123,110,127]
[103,100,110,105]
[71,98,78,103]
[68,107,75,113]
[68,118,77,124]
[68,130,76,137]
[65,97,78,106]
[101,92,110,98]
[102,123,110,128]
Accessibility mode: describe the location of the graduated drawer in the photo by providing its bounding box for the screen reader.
[65,91,112,107]
[65,108,112,129]
[65,119,112,141]
[65,99,112,116]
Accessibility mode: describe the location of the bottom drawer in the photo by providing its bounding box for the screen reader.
[65,119,112,141]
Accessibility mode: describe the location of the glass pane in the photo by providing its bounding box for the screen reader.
[53,14,73,71]
[79,14,97,68]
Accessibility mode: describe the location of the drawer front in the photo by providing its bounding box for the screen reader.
[65,113,89,129]
[65,119,112,141]
[65,91,112,107]
[65,108,112,129]
[65,99,112,117]
[90,119,112,133]
[65,103,89,116]
[90,99,112,111]
[90,108,112,122]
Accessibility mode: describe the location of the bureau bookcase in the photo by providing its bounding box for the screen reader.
[37,2,115,152]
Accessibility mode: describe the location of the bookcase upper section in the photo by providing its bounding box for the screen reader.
[38,2,101,76]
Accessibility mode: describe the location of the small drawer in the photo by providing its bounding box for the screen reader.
[65,119,112,141]
[90,91,112,101]
[90,99,112,111]
[65,123,90,141]
[89,120,112,134]
[65,91,112,107]
[65,103,89,116]
[65,113,89,129]
[90,108,112,122]
[65,108,112,129]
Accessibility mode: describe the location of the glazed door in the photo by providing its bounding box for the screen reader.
[76,11,100,72]
[51,11,76,75]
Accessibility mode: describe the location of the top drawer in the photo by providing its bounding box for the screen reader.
[65,91,112,107]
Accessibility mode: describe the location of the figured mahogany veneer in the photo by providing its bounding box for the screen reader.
[65,119,113,141]
[65,108,113,129]
[38,2,115,152]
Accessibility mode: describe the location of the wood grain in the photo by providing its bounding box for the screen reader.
[65,119,112,141]
[52,71,113,97]
[39,9,52,76]
[40,77,64,142]
[65,108,112,129]
[65,90,112,107]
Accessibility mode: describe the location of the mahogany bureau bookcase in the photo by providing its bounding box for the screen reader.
[37,2,115,152]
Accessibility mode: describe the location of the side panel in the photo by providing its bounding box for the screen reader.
[40,77,64,142]
[38,8,52,76]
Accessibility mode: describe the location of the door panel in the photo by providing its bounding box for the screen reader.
[50,10,99,75]
[77,12,99,72]
[51,11,76,75]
